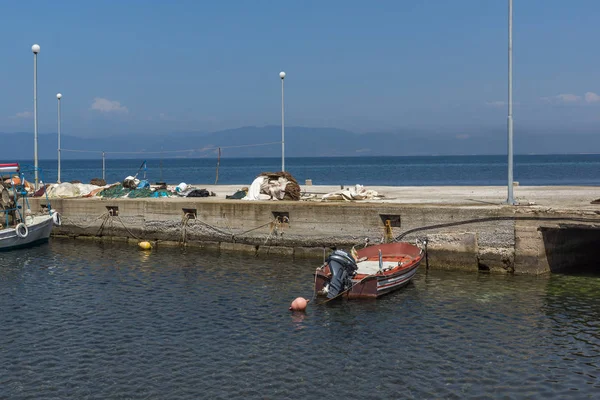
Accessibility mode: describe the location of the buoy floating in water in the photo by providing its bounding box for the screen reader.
[289,297,309,312]
[138,241,152,250]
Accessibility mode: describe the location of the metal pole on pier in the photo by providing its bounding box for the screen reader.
[102,152,106,180]
[57,93,62,183]
[32,44,40,189]
[507,0,515,205]
[279,71,286,172]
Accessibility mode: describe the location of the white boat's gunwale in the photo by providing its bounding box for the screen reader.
[0,214,54,250]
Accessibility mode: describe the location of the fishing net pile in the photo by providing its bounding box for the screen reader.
[98,183,173,199]
[99,184,131,198]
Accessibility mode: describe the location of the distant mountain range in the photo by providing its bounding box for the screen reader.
[1,125,598,159]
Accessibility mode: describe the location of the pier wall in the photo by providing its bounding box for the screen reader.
[28,197,600,275]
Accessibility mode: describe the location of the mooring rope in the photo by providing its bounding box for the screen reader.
[97,213,111,236]
[181,213,192,245]
[235,221,273,237]
[316,275,371,305]
[262,218,283,246]
[62,212,110,229]
[115,215,141,240]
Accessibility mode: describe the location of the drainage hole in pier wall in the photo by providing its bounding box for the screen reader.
[182,208,197,219]
[272,211,290,223]
[379,214,401,227]
[106,206,119,216]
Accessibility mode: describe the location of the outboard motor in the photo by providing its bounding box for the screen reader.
[325,250,358,298]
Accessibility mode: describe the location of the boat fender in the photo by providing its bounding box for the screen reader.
[16,223,28,238]
[138,241,152,250]
[52,211,62,226]
[289,297,310,311]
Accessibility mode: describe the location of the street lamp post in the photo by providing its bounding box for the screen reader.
[280,71,286,172]
[507,0,515,205]
[32,44,40,189]
[57,93,62,183]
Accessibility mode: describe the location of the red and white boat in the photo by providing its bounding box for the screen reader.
[314,242,423,300]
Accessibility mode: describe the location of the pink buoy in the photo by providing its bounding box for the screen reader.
[289,297,310,311]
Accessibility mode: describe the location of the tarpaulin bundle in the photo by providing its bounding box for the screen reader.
[129,186,172,198]
[321,184,383,201]
[258,171,301,201]
[187,189,213,198]
[152,189,171,198]
[226,190,247,199]
[46,182,105,199]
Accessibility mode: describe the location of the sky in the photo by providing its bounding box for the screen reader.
[1,0,599,139]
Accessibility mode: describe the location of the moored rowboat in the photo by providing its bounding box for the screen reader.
[314,241,424,300]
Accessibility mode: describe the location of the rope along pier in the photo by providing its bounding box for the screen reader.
[60,212,600,249]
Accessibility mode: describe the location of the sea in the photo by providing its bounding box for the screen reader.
[1,239,599,399]
[14,154,600,186]
[3,155,600,398]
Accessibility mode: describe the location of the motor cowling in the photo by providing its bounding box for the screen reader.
[325,250,358,298]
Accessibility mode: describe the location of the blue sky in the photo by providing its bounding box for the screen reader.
[1,0,599,138]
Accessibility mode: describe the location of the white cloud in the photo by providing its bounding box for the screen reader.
[485,101,520,108]
[556,93,581,103]
[12,111,33,119]
[541,92,600,105]
[485,101,506,108]
[158,112,177,121]
[541,93,582,103]
[90,97,128,113]
[585,92,600,103]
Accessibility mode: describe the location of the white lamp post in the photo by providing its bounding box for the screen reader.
[57,93,62,183]
[507,0,515,205]
[279,71,286,172]
[32,44,40,189]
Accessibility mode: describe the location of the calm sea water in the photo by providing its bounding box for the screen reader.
[16,154,600,186]
[1,239,599,399]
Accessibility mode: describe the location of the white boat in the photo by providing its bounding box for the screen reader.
[0,214,56,250]
[0,163,60,251]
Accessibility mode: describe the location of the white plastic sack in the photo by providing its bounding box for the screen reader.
[242,176,267,200]
[176,182,188,192]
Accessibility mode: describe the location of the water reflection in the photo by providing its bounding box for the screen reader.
[290,311,308,330]
[543,274,600,369]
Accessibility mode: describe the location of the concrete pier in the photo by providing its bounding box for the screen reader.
[29,185,600,275]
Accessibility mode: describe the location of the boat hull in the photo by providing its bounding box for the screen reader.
[0,215,54,251]
[315,242,423,299]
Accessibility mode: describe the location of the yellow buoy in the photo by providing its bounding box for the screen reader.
[138,241,152,250]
